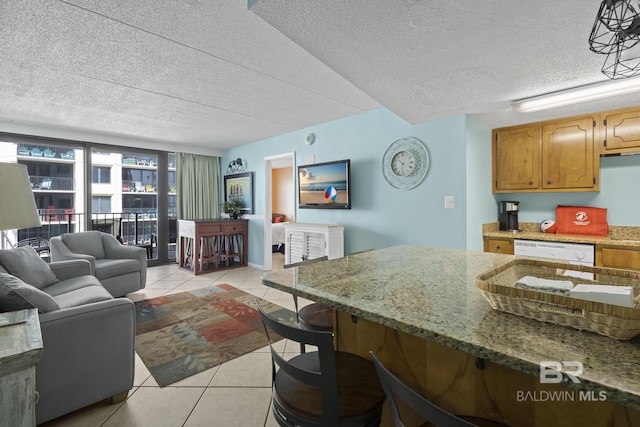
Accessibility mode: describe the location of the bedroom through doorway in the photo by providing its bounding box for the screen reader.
[263,152,295,270]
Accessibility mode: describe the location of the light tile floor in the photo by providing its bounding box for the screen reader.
[41,253,304,427]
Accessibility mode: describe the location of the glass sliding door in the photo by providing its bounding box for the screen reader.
[168,153,177,260]
[90,148,169,265]
[0,139,84,247]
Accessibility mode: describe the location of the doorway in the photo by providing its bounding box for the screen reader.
[263,152,295,270]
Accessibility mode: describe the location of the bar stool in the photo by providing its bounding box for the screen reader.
[220,233,242,266]
[370,352,511,427]
[257,301,385,427]
[284,256,332,353]
[199,235,219,271]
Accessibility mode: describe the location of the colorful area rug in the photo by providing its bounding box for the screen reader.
[134,284,294,386]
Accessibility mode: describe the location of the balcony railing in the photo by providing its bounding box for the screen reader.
[17,210,177,260]
[18,144,75,160]
[30,175,75,191]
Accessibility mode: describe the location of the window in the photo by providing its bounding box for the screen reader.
[92,166,111,184]
[92,196,112,213]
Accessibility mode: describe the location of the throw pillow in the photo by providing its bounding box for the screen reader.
[0,247,59,289]
[0,272,60,313]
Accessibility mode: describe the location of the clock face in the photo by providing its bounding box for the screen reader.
[391,151,416,176]
[382,137,429,190]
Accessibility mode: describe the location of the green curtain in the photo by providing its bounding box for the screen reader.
[176,153,221,220]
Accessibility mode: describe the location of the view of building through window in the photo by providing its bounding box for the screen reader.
[0,141,177,263]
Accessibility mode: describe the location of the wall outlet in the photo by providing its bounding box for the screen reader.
[444,196,455,209]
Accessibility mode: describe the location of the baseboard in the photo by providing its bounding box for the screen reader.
[248,261,265,270]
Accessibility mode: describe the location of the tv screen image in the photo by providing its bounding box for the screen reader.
[298,159,351,209]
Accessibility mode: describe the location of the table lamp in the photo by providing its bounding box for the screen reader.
[0,163,42,248]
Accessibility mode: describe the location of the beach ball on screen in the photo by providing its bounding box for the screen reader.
[324,186,337,203]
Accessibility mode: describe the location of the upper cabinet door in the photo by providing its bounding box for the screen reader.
[493,126,540,191]
[604,109,640,153]
[542,117,597,190]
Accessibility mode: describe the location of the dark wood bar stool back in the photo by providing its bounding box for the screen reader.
[257,301,385,427]
[284,256,333,353]
[370,352,510,427]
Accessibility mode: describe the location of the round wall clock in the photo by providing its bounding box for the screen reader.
[381,137,429,190]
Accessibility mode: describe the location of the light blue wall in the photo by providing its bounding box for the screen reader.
[494,155,640,227]
[223,107,640,268]
[222,108,471,267]
[465,116,495,251]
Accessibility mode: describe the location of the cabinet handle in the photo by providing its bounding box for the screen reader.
[528,181,533,185]
[547,180,552,185]
[496,245,501,250]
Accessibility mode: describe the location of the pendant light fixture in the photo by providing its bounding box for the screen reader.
[590,0,640,78]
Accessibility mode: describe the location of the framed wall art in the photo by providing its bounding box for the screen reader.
[224,172,254,214]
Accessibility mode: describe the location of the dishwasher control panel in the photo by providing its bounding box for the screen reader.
[513,240,595,264]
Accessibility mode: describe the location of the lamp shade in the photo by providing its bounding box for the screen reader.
[0,163,42,231]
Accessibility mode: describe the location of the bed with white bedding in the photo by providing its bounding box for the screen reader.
[272,222,286,244]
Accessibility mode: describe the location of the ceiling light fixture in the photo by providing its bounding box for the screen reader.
[511,76,640,112]
[590,0,640,78]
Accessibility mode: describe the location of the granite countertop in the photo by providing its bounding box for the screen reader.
[261,245,640,409]
[483,222,640,247]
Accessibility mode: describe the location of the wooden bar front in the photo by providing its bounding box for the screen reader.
[178,218,248,275]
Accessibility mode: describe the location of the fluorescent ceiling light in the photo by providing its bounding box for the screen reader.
[511,76,640,113]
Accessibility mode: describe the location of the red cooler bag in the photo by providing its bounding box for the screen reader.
[555,205,608,236]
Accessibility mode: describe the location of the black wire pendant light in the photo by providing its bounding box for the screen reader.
[590,0,640,78]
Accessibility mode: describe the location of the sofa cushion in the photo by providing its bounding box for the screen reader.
[94,258,140,281]
[50,284,113,309]
[0,247,59,289]
[0,273,61,313]
[0,265,7,274]
[61,231,106,259]
[42,275,104,297]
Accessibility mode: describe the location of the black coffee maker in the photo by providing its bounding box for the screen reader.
[499,201,520,231]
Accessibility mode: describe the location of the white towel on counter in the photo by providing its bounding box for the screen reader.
[514,276,574,295]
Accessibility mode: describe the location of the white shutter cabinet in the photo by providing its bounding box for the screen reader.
[283,223,344,265]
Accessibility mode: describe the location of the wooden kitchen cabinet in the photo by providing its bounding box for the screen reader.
[492,115,599,193]
[601,106,640,154]
[493,125,540,191]
[483,237,514,254]
[596,245,640,271]
[542,116,598,190]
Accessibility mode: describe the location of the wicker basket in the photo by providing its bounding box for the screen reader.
[476,258,640,340]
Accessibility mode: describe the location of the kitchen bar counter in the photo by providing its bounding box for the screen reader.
[262,245,640,425]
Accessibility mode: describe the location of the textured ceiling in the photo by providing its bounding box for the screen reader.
[3,1,640,154]
[251,0,640,129]
[0,0,378,154]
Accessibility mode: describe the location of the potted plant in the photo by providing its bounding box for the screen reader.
[222,198,244,219]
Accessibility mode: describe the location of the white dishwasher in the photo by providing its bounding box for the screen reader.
[513,239,595,280]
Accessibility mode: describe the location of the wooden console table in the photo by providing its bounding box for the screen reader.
[178,218,248,275]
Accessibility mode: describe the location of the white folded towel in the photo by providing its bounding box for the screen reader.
[570,284,635,308]
[514,276,574,295]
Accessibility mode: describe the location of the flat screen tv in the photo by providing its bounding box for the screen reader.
[298,159,351,209]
